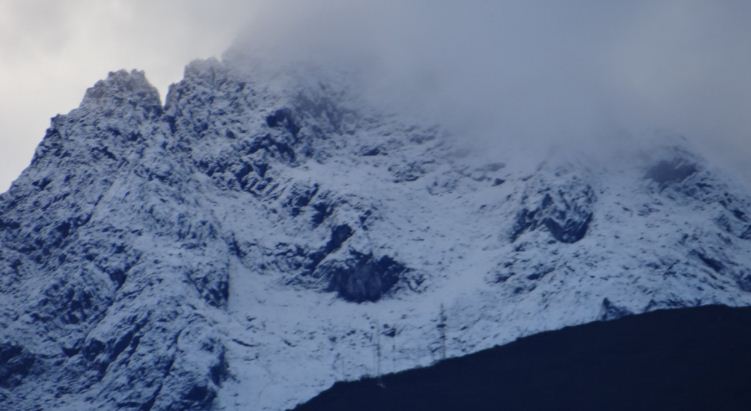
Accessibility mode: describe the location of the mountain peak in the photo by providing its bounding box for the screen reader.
[3,56,751,411]
[81,69,162,114]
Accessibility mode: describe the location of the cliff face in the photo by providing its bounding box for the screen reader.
[1,58,751,411]
[0,69,229,411]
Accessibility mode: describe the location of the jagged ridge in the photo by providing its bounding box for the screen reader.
[1,57,751,411]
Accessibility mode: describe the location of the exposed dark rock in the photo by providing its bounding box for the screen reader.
[155,333,227,411]
[525,266,555,281]
[197,155,267,195]
[94,240,142,288]
[186,260,230,308]
[39,282,99,325]
[512,181,595,244]
[0,217,20,231]
[0,343,35,388]
[322,252,407,303]
[647,158,698,187]
[81,321,146,378]
[545,211,592,243]
[209,349,229,386]
[284,183,320,217]
[730,208,748,222]
[32,177,52,191]
[361,146,381,156]
[305,224,354,273]
[389,161,428,183]
[737,272,751,292]
[599,298,632,321]
[692,250,725,273]
[266,108,300,137]
[311,201,334,227]
[271,243,307,273]
[742,226,751,240]
[494,271,515,283]
[246,135,297,164]
[185,384,211,403]
[82,338,106,364]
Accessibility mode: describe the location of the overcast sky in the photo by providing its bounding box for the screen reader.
[2,1,750,192]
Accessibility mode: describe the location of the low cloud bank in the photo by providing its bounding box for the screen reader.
[239,0,751,179]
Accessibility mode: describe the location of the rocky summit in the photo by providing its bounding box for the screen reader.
[1,55,751,411]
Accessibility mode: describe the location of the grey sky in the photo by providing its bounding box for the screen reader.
[2,1,750,192]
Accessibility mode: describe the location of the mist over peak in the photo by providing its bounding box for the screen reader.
[223,0,751,182]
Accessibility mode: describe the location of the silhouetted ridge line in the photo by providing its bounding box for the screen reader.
[294,305,751,411]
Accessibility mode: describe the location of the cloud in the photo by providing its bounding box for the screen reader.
[236,0,751,180]
[611,1,751,175]
[2,0,750,191]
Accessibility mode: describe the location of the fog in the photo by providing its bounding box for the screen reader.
[240,0,751,178]
[2,0,750,191]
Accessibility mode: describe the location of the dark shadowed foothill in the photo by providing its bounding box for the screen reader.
[295,305,751,411]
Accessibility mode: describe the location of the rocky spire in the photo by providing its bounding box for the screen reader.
[81,69,162,116]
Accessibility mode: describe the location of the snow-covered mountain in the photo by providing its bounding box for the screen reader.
[2,54,751,411]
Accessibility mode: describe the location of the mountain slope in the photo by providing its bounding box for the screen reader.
[1,56,751,411]
[295,305,751,411]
